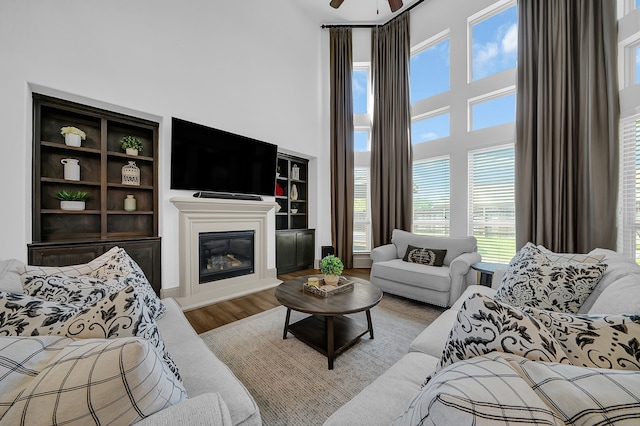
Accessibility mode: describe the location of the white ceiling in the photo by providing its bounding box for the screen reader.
[291,0,424,26]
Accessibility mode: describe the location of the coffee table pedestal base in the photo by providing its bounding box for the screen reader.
[283,310,374,370]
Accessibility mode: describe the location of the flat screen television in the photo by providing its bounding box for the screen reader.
[170,117,278,197]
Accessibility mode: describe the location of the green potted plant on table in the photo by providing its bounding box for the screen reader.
[320,255,344,286]
[121,136,143,156]
[55,190,90,211]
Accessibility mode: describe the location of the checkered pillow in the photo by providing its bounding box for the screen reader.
[436,293,568,374]
[21,246,120,278]
[0,292,81,336]
[51,286,181,380]
[1,337,186,425]
[537,245,606,264]
[523,307,640,371]
[22,274,117,306]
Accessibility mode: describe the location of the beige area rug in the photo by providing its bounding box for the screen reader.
[199,295,444,426]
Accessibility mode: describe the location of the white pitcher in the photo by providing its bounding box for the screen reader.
[61,158,80,181]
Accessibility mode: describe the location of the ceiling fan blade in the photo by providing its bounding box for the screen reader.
[388,0,403,12]
[329,0,345,9]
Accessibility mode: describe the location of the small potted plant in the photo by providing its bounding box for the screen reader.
[60,126,86,147]
[320,255,344,286]
[291,202,299,214]
[55,190,90,211]
[121,136,143,156]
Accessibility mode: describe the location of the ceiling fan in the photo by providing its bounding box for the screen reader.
[329,0,404,13]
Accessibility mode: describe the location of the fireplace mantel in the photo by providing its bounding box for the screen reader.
[170,197,281,311]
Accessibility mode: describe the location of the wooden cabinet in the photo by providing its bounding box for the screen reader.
[29,95,161,293]
[275,154,308,231]
[276,230,315,274]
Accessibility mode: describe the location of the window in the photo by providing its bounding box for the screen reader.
[412,111,450,143]
[470,3,517,81]
[413,157,450,236]
[354,130,369,151]
[619,115,640,262]
[468,145,515,262]
[353,68,369,114]
[410,36,450,103]
[636,45,640,84]
[354,168,371,252]
[470,89,515,131]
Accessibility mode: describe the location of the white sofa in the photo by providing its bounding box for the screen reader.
[370,230,481,307]
[324,248,640,425]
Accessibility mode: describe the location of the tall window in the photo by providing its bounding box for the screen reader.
[636,44,640,84]
[468,146,515,262]
[354,130,369,151]
[470,3,517,81]
[413,157,450,236]
[354,167,371,252]
[410,35,450,103]
[353,68,369,114]
[619,115,640,262]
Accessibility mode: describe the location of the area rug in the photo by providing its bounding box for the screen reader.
[199,295,443,426]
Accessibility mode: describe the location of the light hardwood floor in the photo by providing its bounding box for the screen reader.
[184,268,372,334]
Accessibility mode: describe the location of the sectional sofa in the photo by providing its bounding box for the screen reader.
[324,247,640,425]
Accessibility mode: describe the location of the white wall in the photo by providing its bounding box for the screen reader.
[0,0,328,290]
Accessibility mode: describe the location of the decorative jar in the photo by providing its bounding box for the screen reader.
[323,274,340,286]
[122,161,140,186]
[291,164,300,180]
[124,194,136,211]
[61,158,80,181]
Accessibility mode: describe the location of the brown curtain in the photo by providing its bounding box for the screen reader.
[330,27,354,268]
[370,13,413,248]
[515,0,619,252]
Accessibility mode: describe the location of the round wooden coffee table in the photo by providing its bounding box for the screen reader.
[275,275,383,369]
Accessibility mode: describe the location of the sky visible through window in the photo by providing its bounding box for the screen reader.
[410,39,450,103]
[412,113,450,144]
[354,131,368,151]
[353,69,368,114]
[636,45,640,84]
[472,93,516,131]
[472,5,517,81]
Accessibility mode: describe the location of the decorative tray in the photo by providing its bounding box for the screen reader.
[303,277,354,297]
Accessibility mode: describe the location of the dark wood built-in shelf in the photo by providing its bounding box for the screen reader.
[30,94,162,294]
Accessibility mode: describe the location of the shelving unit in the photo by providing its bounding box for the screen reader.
[29,94,161,294]
[275,153,314,274]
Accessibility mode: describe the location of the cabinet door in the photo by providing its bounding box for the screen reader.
[276,232,297,273]
[29,244,103,267]
[295,231,315,269]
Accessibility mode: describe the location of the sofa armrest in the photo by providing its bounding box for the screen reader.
[447,251,482,306]
[136,393,233,426]
[370,244,397,263]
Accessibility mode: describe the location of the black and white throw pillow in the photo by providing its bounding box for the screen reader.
[523,306,640,371]
[22,274,117,306]
[402,245,447,267]
[436,293,568,374]
[51,285,180,380]
[0,292,81,336]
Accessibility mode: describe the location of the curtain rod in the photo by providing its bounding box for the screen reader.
[321,0,425,29]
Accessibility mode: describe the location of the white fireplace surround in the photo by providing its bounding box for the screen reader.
[170,197,281,311]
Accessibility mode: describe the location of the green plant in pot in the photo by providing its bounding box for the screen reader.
[320,255,344,286]
[55,190,90,211]
[121,136,143,156]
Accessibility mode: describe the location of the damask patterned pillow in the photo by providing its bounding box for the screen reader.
[402,245,447,267]
[435,293,568,374]
[523,306,640,371]
[495,261,607,313]
[22,274,119,306]
[50,286,180,380]
[0,292,80,336]
[89,247,165,320]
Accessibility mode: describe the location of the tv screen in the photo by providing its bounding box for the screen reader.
[170,117,277,197]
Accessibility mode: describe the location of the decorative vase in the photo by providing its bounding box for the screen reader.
[290,184,298,200]
[323,274,340,286]
[291,208,298,214]
[124,194,137,211]
[125,148,138,156]
[60,200,85,211]
[60,158,80,181]
[64,133,81,147]
[122,161,140,186]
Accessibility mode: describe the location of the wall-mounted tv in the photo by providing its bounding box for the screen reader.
[170,117,278,197]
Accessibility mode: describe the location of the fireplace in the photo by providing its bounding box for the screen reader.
[199,230,254,283]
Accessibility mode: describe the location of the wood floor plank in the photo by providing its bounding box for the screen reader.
[184,268,370,333]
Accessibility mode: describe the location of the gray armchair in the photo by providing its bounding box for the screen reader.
[370,229,481,307]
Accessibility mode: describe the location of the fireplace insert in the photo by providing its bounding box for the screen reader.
[199,230,255,283]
